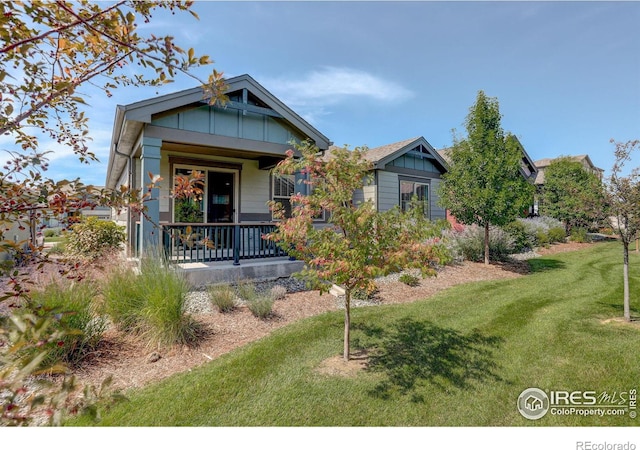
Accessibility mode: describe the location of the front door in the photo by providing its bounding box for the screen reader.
[208,171,235,223]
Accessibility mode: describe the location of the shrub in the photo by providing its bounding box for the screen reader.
[0,312,122,426]
[269,285,287,301]
[208,284,236,313]
[547,227,567,243]
[44,228,60,238]
[101,265,145,332]
[65,217,125,259]
[247,295,274,319]
[29,281,106,365]
[235,279,257,302]
[535,230,550,247]
[570,227,591,243]
[47,242,66,255]
[101,254,200,347]
[504,216,566,250]
[399,273,420,287]
[599,227,615,236]
[136,256,199,347]
[445,225,515,262]
[503,220,530,252]
[352,284,379,300]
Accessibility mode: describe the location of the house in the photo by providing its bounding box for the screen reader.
[0,213,39,262]
[43,186,113,229]
[534,154,604,185]
[533,154,604,215]
[356,137,448,220]
[105,74,332,264]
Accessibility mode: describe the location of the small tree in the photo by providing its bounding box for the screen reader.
[439,91,534,265]
[541,157,607,233]
[607,139,640,322]
[266,141,450,361]
[0,1,225,425]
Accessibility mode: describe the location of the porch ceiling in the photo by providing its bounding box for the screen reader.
[161,141,286,162]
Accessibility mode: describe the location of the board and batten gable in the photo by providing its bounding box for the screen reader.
[150,101,305,147]
[146,90,311,223]
[360,137,448,220]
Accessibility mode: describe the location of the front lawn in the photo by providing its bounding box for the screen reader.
[74,241,639,426]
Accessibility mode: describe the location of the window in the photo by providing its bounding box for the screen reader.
[174,168,204,223]
[271,174,326,221]
[400,180,429,217]
[272,174,296,219]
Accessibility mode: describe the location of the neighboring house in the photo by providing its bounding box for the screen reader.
[105,74,332,258]
[0,213,39,262]
[43,186,112,229]
[533,154,604,215]
[355,136,448,220]
[534,154,604,185]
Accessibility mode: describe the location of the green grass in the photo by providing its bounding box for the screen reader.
[44,236,65,243]
[74,241,640,426]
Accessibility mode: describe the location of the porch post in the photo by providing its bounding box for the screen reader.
[139,136,162,256]
[233,224,241,265]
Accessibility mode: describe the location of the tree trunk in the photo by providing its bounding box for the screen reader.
[623,242,630,322]
[484,222,490,266]
[343,288,351,361]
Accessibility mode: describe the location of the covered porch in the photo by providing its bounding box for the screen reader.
[105,74,332,263]
[160,222,287,264]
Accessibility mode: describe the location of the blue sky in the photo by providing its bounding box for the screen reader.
[32,1,640,185]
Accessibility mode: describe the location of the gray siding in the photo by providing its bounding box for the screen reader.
[151,104,304,145]
[430,178,446,220]
[377,170,399,212]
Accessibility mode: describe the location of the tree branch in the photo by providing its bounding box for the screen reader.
[0,0,127,55]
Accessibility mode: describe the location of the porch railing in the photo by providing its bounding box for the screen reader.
[161,223,287,264]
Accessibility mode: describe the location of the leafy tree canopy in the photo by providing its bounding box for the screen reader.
[607,139,640,321]
[439,90,534,264]
[267,140,451,360]
[540,157,607,232]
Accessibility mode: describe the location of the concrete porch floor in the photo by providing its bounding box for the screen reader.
[176,257,304,287]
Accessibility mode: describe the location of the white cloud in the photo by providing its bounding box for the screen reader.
[262,67,414,125]
[266,67,413,107]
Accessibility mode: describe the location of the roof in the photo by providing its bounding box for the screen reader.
[105,74,332,189]
[362,137,422,163]
[436,147,453,165]
[364,136,449,172]
[533,154,604,184]
[322,137,448,174]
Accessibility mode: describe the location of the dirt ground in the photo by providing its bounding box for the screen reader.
[64,241,591,391]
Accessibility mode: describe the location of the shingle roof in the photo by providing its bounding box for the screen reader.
[363,137,422,163]
[436,147,453,164]
[321,137,448,174]
[533,154,604,185]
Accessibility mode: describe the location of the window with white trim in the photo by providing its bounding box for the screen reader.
[400,180,429,217]
[272,174,296,219]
